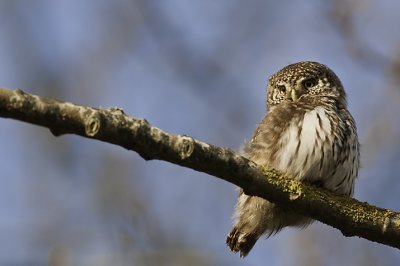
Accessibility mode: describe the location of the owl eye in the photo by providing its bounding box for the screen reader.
[277,85,286,94]
[303,78,317,89]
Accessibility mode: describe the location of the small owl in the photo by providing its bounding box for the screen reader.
[226,61,359,257]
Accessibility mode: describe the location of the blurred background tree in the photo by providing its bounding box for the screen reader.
[0,1,399,265]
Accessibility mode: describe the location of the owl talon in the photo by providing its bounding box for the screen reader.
[226,226,257,257]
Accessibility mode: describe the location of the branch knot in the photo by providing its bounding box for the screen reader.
[85,111,101,137]
[178,135,194,160]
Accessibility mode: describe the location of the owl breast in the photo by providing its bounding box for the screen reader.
[246,104,359,196]
[277,106,332,180]
[274,106,358,196]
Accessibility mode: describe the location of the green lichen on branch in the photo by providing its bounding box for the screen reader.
[260,167,304,200]
[259,164,400,241]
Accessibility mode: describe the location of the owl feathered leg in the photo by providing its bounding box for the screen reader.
[226,192,277,257]
[227,191,312,257]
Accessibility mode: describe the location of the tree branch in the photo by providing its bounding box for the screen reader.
[0,87,399,249]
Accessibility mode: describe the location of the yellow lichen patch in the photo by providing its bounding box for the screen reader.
[337,201,386,225]
[259,166,303,199]
[345,208,370,223]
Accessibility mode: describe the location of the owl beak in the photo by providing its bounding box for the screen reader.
[291,89,299,101]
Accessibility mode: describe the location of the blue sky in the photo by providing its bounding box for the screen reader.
[1,1,400,265]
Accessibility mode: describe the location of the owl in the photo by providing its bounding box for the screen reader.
[226,61,360,257]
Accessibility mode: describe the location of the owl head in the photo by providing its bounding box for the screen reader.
[266,61,346,110]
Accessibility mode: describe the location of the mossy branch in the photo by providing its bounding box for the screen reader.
[0,87,399,249]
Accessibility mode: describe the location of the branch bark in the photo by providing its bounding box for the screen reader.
[0,87,399,249]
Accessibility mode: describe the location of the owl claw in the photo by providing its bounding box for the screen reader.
[226,226,257,258]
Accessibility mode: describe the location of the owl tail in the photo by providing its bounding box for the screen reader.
[226,226,259,258]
